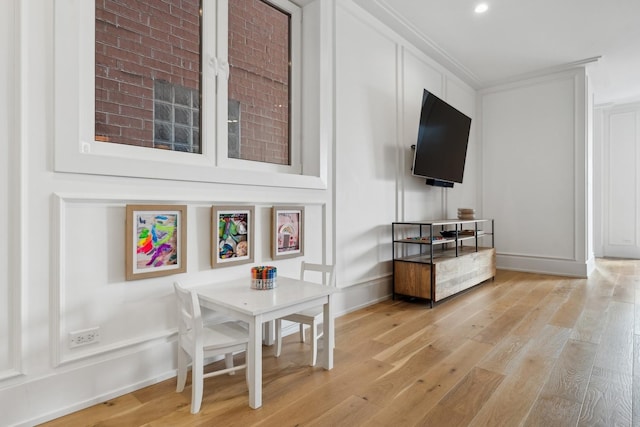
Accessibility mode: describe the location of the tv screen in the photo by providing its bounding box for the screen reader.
[412,89,472,185]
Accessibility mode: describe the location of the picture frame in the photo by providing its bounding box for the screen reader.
[272,206,304,259]
[125,204,187,281]
[212,205,255,268]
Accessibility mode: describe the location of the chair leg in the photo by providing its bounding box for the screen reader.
[176,346,188,392]
[299,323,305,343]
[245,361,249,387]
[275,318,282,357]
[225,352,236,375]
[331,322,335,350]
[310,321,318,366]
[191,349,204,414]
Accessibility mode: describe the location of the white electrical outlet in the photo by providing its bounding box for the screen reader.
[69,327,100,348]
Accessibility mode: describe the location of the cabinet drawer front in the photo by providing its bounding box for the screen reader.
[394,261,432,299]
[435,248,496,300]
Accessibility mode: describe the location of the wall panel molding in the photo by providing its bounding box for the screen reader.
[51,193,330,366]
[599,104,640,258]
[0,0,24,383]
[50,195,213,366]
[481,69,590,276]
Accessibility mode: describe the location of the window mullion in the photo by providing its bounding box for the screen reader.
[209,0,229,167]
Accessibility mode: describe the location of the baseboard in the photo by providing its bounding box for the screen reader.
[497,253,592,277]
[21,370,178,427]
[4,343,176,427]
[333,275,393,316]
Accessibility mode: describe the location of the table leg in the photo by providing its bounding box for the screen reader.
[248,317,263,409]
[322,295,334,370]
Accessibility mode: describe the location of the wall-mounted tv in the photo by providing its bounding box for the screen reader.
[412,89,472,188]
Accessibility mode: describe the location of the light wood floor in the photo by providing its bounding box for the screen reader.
[43,258,639,426]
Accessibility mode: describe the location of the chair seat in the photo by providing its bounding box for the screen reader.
[275,262,335,366]
[281,306,322,322]
[182,321,249,352]
[204,321,249,347]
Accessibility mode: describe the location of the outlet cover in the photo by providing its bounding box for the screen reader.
[69,327,100,348]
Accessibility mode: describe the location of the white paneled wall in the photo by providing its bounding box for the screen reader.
[595,102,640,258]
[481,70,594,276]
[0,0,11,375]
[51,195,327,367]
[334,1,480,289]
[335,4,398,287]
[0,0,21,383]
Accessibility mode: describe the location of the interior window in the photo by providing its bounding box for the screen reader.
[227,0,291,165]
[56,0,325,187]
[95,0,202,153]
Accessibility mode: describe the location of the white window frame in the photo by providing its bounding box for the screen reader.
[54,0,326,189]
[215,0,302,174]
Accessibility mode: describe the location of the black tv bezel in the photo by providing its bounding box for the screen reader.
[411,89,472,186]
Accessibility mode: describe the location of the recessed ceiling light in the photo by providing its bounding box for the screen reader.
[475,3,489,13]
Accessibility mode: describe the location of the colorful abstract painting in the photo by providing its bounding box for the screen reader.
[211,206,254,268]
[272,206,304,259]
[125,205,187,280]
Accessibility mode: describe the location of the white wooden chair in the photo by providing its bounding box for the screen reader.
[275,262,335,366]
[174,281,249,414]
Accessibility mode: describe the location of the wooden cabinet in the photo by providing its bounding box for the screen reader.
[392,219,495,307]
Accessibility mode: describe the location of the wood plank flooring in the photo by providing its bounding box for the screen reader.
[42,258,640,426]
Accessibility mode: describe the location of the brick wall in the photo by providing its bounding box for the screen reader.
[95,0,289,164]
[228,0,290,165]
[95,0,200,148]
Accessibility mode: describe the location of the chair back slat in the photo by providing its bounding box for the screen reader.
[174,281,203,340]
[299,261,335,288]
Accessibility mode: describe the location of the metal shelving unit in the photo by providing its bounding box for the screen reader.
[392,218,495,307]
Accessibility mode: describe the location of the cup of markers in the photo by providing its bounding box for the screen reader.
[251,266,277,290]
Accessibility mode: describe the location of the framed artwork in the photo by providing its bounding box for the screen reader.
[212,205,255,268]
[125,204,187,281]
[272,206,304,259]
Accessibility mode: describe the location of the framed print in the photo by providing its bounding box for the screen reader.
[212,205,255,268]
[272,206,304,259]
[125,204,187,281]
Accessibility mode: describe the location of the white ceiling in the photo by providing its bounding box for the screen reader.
[353,0,640,105]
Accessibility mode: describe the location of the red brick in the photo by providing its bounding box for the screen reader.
[108,114,144,129]
[118,37,152,58]
[103,1,141,22]
[151,49,181,67]
[114,15,152,37]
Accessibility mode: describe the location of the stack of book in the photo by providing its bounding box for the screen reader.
[457,208,475,220]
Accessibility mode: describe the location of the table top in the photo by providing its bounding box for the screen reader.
[194,276,335,317]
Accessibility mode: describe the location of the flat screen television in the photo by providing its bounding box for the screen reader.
[412,89,472,187]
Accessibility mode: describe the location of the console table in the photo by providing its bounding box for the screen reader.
[392,219,495,307]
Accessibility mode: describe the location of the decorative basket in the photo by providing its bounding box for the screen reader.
[250,266,277,290]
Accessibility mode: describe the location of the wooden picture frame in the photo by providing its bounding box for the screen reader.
[212,205,255,268]
[272,206,304,259]
[125,204,187,281]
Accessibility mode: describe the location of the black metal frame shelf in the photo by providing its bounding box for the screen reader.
[392,218,495,307]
